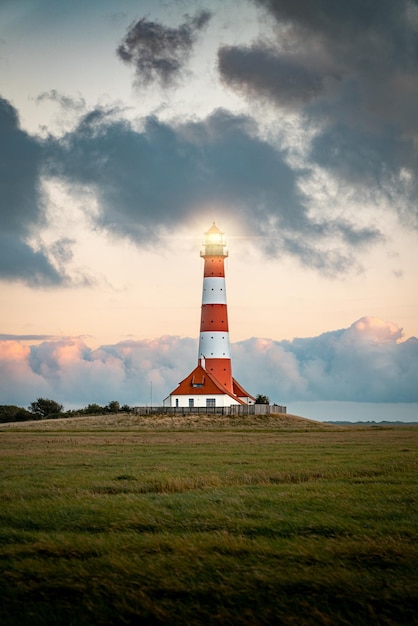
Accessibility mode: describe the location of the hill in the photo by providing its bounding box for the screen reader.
[0,411,333,430]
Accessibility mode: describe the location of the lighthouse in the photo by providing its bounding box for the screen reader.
[198,222,233,393]
[164,223,255,409]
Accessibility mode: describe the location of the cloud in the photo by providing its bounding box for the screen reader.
[49,106,381,274]
[218,0,418,226]
[0,335,196,408]
[117,10,211,87]
[0,97,64,285]
[233,316,418,403]
[0,334,56,341]
[0,89,383,286]
[2,2,417,290]
[0,96,97,287]
[36,89,86,113]
[0,341,49,403]
[1,318,416,410]
[0,232,63,286]
[218,43,331,108]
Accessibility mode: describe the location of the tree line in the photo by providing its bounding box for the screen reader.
[0,399,131,424]
[1,394,271,424]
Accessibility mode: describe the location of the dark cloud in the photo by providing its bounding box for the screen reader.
[0,318,416,409]
[218,43,333,107]
[117,10,211,87]
[0,96,64,285]
[0,97,44,233]
[218,0,418,226]
[0,233,62,286]
[0,89,383,285]
[253,0,404,40]
[49,106,381,274]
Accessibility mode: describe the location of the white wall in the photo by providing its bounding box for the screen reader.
[164,393,241,408]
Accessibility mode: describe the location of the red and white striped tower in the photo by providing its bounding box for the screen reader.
[198,222,233,394]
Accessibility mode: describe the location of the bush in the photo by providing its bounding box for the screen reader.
[29,398,64,418]
[255,394,270,405]
[0,405,33,423]
[83,403,105,415]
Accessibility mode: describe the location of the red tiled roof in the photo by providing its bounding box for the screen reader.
[168,364,247,405]
[232,378,255,401]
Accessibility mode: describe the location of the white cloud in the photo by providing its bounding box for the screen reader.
[0,317,416,414]
[233,316,417,403]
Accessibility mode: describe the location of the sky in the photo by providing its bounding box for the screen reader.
[1,0,417,421]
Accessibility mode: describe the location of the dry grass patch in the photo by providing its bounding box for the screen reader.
[0,411,332,431]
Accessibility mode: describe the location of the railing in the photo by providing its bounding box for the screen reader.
[200,245,228,257]
[132,404,287,416]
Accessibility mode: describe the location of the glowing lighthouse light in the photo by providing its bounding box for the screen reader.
[164,222,255,409]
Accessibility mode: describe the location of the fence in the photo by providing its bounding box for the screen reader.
[133,404,287,416]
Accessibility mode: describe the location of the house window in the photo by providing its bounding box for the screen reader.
[189,398,194,408]
[206,398,216,408]
[175,399,179,408]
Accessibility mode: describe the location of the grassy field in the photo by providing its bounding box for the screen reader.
[0,416,417,625]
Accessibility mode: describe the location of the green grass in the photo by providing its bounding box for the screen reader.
[0,425,417,625]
